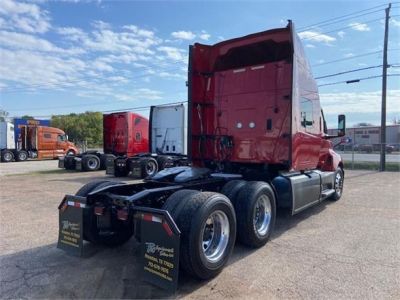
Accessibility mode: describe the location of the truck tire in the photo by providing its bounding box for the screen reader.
[1,150,14,162]
[140,157,158,178]
[82,154,101,171]
[163,191,236,279]
[329,168,344,201]
[16,150,28,162]
[66,150,75,156]
[156,155,173,170]
[76,180,133,246]
[235,181,276,248]
[220,180,247,208]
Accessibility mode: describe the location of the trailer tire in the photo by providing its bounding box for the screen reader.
[329,168,344,201]
[164,191,236,279]
[235,181,276,248]
[140,157,158,178]
[220,180,247,208]
[1,150,14,162]
[82,154,101,171]
[16,150,28,162]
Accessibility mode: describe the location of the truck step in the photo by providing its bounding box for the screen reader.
[321,189,335,200]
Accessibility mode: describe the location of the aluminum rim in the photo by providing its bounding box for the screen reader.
[335,171,343,196]
[253,194,272,236]
[3,152,12,161]
[19,152,27,160]
[201,210,230,263]
[146,161,157,176]
[88,158,98,169]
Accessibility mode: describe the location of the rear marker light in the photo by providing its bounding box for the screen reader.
[94,206,105,216]
[117,209,129,221]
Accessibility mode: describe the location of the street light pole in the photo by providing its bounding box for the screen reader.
[380,3,391,172]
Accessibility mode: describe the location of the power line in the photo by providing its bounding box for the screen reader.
[312,49,399,67]
[317,74,400,87]
[297,3,387,30]
[312,50,382,67]
[299,8,385,32]
[315,65,383,79]
[300,17,384,42]
[13,100,188,119]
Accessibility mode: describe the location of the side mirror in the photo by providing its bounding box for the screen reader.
[338,114,346,137]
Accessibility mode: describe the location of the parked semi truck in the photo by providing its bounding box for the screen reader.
[58,22,346,290]
[106,104,188,178]
[0,122,78,162]
[59,111,149,172]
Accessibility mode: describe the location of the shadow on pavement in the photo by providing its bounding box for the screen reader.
[0,198,334,299]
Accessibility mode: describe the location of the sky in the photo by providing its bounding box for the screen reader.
[0,0,399,128]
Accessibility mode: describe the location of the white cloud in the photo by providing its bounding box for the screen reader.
[199,30,210,41]
[390,19,400,27]
[157,46,186,61]
[320,90,400,114]
[171,30,196,40]
[305,44,315,48]
[298,31,336,43]
[349,22,370,32]
[344,53,354,58]
[337,31,345,38]
[0,30,84,55]
[122,25,155,38]
[0,0,50,33]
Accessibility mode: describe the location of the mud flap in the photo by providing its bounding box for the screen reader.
[57,195,86,256]
[136,207,180,292]
[105,155,115,175]
[75,158,82,171]
[130,159,142,178]
[58,157,65,169]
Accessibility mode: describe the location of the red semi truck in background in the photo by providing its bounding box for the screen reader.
[59,111,149,172]
[58,22,346,289]
[0,122,78,162]
[60,104,188,177]
[107,104,188,178]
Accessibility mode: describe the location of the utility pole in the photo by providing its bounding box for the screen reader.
[380,3,391,172]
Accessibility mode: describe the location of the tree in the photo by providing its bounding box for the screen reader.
[21,115,35,120]
[0,109,9,122]
[51,111,103,147]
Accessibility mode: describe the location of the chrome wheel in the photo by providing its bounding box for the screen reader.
[201,210,230,263]
[253,194,272,237]
[146,161,157,176]
[335,171,343,196]
[88,158,98,170]
[3,151,13,162]
[18,152,27,161]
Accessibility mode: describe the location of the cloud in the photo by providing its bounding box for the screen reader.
[199,30,210,41]
[171,30,196,40]
[337,31,345,38]
[344,53,354,58]
[305,44,315,48]
[349,22,370,32]
[0,0,50,33]
[390,19,400,27]
[157,46,186,61]
[320,90,400,114]
[298,31,336,43]
[122,25,155,38]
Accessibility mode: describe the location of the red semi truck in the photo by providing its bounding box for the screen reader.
[57,22,345,290]
[107,104,188,178]
[0,122,78,162]
[59,111,149,172]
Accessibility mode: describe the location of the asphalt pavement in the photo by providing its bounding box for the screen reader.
[0,169,399,299]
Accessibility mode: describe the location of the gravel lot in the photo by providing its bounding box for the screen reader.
[0,166,399,299]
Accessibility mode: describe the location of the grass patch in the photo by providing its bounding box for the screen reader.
[348,161,400,171]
